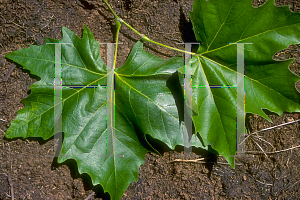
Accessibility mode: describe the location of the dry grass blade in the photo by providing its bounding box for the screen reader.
[169,158,242,166]
[168,155,242,166]
[256,180,273,186]
[239,119,300,146]
[84,191,95,200]
[239,118,300,157]
[170,157,205,163]
[1,173,14,200]
[7,173,14,200]
[245,145,300,154]
[252,134,275,149]
[2,64,16,82]
[250,136,269,160]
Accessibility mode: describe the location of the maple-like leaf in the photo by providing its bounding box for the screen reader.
[178,0,300,167]
[6,0,300,198]
[5,25,205,200]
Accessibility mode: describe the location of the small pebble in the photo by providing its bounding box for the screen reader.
[286,117,294,123]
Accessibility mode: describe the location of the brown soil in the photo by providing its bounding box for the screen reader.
[1,0,300,199]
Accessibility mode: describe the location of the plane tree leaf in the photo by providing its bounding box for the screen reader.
[6,0,300,198]
[5,25,205,200]
[178,0,300,167]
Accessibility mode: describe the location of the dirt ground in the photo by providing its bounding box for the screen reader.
[1,0,300,199]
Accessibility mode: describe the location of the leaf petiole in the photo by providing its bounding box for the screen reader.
[114,19,121,69]
[103,0,196,56]
[102,0,120,21]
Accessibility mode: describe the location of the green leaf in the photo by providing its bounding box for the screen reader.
[181,0,300,167]
[5,26,205,200]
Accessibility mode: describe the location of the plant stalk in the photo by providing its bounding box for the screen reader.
[114,19,121,69]
[102,0,120,21]
[102,0,196,56]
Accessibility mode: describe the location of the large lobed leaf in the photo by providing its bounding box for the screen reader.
[5,0,300,198]
[179,0,300,167]
[5,25,205,200]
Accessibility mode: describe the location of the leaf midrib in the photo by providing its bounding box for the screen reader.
[7,55,106,76]
[13,73,108,132]
[201,22,300,56]
[197,54,300,111]
[207,0,235,51]
[196,56,230,151]
[115,73,179,121]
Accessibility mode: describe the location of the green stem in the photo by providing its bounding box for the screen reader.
[102,0,196,56]
[119,19,143,38]
[114,19,121,69]
[145,37,196,55]
[103,0,120,20]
